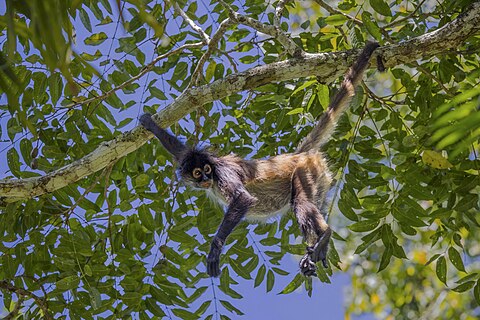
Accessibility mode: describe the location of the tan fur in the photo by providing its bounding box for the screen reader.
[206,152,332,221]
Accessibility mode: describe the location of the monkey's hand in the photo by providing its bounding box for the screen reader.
[299,252,317,277]
[310,226,332,269]
[207,237,224,277]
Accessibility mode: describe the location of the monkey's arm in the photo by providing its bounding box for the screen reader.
[207,188,255,277]
[139,113,187,161]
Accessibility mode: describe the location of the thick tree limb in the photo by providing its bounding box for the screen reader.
[0,2,479,201]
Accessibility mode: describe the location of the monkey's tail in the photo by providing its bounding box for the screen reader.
[296,42,380,153]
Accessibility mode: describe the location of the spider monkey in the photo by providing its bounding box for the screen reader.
[140,42,380,277]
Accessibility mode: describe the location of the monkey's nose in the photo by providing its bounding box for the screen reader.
[200,181,212,188]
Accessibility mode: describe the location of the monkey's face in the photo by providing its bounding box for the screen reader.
[190,163,214,189]
[180,150,215,189]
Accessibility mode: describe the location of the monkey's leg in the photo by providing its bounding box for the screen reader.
[291,169,331,276]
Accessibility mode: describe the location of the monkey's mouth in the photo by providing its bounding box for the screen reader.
[200,181,213,189]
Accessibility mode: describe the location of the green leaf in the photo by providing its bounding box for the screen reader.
[138,205,156,232]
[56,275,80,291]
[206,61,216,83]
[135,173,150,187]
[425,253,441,266]
[254,264,266,287]
[338,198,359,222]
[172,308,198,319]
[279,273,304,294]
[88,287,101,310]
[33,72,47,103]
[149,87,168,100]
[271,267,289,276]
[436,256,447,285]
[349,219,380,232]
[230,258,252,280]
[7,148,21,177]
[325,14,348,26]
[286,108,304,115]
[456,273,478,284]
[79,7,92,32]
[145,298,166,317]
[266,269,274,292]
[452,281,475,292]
[392,206,426,227]
[84,32,108,45]
[220,300,244,315]
[475,280,480,305]
[448,247,466,272]
[378,247,392,272]
[369,0,392,16]
[49,73,63,105]
[361,12,382,41]
[316,84,329,108]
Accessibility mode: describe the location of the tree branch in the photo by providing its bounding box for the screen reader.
[219,0,302,57]
[170,1,210,43]
[0,280,53,319]
[0,2,479,201]
[4,296,24,320]
[190,18,233,86]
[274,0,293,28]
[313,0,362,26]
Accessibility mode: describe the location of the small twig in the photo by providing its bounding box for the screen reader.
[170,1,210,43]
[411,61,455,96]
[384,0,428,29]
[219,50,239,73]
[0,280,53,320]
[274,0,292,28]
[4,296,25,320]
[63,164,112,221]
[219,0,302,57]
[103,164,114,253]
[314,0,362,26]
[190,18,233,86]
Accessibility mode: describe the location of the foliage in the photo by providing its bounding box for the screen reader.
[0,0,479,319]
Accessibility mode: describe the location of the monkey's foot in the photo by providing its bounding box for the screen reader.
[299,252,317,277]
[310,227,331,268]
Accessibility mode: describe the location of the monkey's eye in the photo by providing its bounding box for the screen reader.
[204,164,212,174]
[192,168,202,179]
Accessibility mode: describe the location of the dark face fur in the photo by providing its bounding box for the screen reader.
[179,149,216,189]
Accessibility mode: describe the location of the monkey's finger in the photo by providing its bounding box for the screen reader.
[207,260,221,277]
[322,258,328,268]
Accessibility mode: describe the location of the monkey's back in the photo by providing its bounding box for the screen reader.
[238,151,332,220]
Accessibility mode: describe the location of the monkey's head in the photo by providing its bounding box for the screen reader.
[179,149,216,189]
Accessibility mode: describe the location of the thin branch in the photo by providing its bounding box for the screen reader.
[0,280,53,320]
[4,296,25,320]
[411,61,455,96]
[0,2,479,201]
[219,0,302,57]
[190,18,233,86]
[384,0,428,29]
[170,1,210,43]
[274,0,292,28]
[313,0,362,26]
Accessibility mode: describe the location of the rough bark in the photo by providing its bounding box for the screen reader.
[1,2,479,201]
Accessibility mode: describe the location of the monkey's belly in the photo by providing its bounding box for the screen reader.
[245,180,292,220]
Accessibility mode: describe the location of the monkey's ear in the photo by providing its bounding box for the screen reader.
[140,113,188,162]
